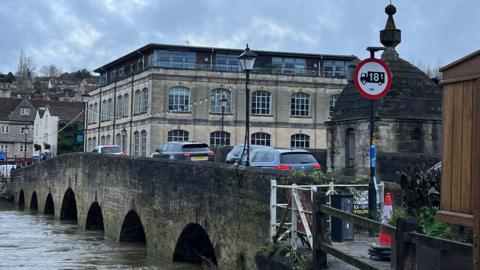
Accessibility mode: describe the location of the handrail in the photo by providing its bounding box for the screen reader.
[408,232,472,254]
[320,205,396,235]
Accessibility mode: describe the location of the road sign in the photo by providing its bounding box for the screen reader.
[354,58,392,100]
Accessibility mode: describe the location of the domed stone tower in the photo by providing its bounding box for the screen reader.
[327,4,442,182]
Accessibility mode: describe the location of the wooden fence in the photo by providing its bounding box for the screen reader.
[313,192,473,270]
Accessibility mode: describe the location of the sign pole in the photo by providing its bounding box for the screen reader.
[367,48,377,222]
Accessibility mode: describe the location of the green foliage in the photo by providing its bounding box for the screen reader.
[389,208,407,226]
[415,206,451,239]
[289,170,331,185]
[256,241,278,256]
[57,123,84,155]
[34,144,41,151]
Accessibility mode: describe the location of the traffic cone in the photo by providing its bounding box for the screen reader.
[377,192,393,246]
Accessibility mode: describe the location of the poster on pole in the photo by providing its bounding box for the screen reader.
[354,58,392,100]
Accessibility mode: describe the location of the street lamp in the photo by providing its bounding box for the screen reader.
[121,128,127,154]
[238,44,257,166]
[219,93,228,146]
[21,125,29,166]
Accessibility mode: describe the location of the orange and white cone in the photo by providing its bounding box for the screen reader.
[377,192,393,246]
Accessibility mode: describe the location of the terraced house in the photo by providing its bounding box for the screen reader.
[84,43,357,156]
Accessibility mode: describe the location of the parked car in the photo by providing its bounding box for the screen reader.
[151,141,214,161]
[248,148,321,171]
[225,144,271,164]
[93,145,124,155]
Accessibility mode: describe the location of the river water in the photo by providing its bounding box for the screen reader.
[0,202,199,270]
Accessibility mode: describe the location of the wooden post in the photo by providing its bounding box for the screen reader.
[473,80,480,270]
[393,217,417,270]
[313,191,328,270]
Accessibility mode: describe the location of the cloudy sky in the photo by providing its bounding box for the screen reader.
[0,0,478,74]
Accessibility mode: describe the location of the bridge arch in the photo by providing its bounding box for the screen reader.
[30,191,38,211]
[44,193,54,215]
[85,202,104,230]
[60,188,77,221]
[18,190,25,211]
[119,210,146,244]
[173,223,217,266]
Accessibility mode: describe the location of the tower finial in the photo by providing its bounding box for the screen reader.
[380,3,401,59]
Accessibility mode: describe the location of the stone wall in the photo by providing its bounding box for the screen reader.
[9,153,288,269]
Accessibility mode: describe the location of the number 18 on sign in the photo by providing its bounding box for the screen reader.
[354,58,392,100]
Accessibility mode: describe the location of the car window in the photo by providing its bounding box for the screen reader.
[161,144,169,152]
[265,152,275,162]
[182,144,210,152]
[166,144,179,152]
[101,146,121,153]
[252,151,267,162]
[232,146,243,156]
[280,153,317,164]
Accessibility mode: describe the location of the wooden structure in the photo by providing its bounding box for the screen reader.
[438,50,480,268]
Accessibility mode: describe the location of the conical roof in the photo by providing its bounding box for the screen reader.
[331,4,442,122]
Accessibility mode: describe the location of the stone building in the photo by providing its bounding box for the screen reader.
[327,4,443,182]
[85,44,357,156]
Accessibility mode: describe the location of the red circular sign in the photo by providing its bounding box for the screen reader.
[354,58,392,100]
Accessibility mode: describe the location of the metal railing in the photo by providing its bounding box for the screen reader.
[270,180,385,251]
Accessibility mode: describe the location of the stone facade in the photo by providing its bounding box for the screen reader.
[9,153,288,269]
[85,44,356,156]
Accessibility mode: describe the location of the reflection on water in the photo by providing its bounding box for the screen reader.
[0,202,199,270]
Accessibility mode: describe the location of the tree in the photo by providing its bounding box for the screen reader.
[6,72,15,83]
[39,65,62,78]
[15,50,36,90]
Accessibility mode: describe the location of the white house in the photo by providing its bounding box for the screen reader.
[33,106,59,158]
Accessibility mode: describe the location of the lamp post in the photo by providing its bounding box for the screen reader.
[81,93,90,152]
[219,94,228,146]
[21,125,29,166]
[121,128,127,154]
[238,44,257,166]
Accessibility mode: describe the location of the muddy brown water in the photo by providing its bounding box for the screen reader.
[0,202,200,269]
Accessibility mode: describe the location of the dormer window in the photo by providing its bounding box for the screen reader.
[20,108,30,116]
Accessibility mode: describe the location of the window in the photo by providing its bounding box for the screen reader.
[211,88,232,113]
[133,131,140,156]
[93,137,97,148]
[20,108,30,116]
[106,135,111,144]
[151,50,196,69]
[291,134,310,148]
[291,92,310,116]
[117,95,123,119]
[134,90,142,114]
[122,133,127,153]
[20,126,29,134]
[168,130,189,142]
[116,134,121,149]
[88,104,94,123]
[210,131,231,146]
[101,100,107,121]
[215,54,240,71]
[323,60,346,77]
[251,90,272,115]
[123,94,129,117]
[272,57,306,74]
[140,130,147,157]
[346,128,355,168]
[20,144,28,152]
[87,138,92,151]
[251,132,271,146]
[93,103,98,123]
[168,87,190,112]
[142,88,149,113]
[0,125,9,133]
[107,98,113,120]
[0,144,8,153]
[100,135,106,145]
[329,94,339,117]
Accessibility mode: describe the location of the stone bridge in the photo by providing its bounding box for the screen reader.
[9,153,287,269]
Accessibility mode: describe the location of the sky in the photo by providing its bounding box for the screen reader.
[0,0,478,74]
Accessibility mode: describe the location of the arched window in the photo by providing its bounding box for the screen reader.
[168,87,190,112]
[123,93,129,117]
[346,128,355,168]
[168,130,189,142]
[140,130,147,157]
[211,88,232,113]
[93,103,98,123]
[87,138,92,151]
[122,132,128,153]
[116,133,121,148]
[117,95,123,119]
[291,92,310,116]
[133,131,140,156]
[107,98,113,120]
[88,104,94,123]
[251,132,271,146]
[106,135,111,144]
[252,90,272,115]
[100,135,106,145]
[142,88,149,113]
[210,131,231,146]
[93,137,97,147]
[134,90,141,114]
[291,134,310,148]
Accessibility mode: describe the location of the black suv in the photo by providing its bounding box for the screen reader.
[151,141,214,162]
